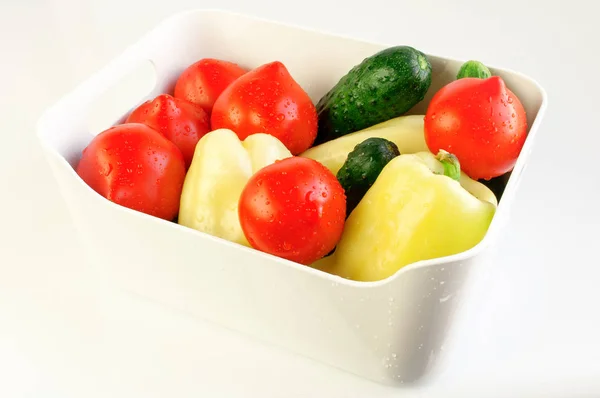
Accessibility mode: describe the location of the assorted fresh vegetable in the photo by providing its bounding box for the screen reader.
[238,157,346,265]
[76,123,186,221]
[313,150,497,282]
[424,75,528,180]
[315,46,432,145]
[76,48,529,283]
[174,58,248,114]
[126,94,210,168]
[336,137,400,218]
[456,60,492,79]
[211,61,318,155]
[178,129,292,246]
[300,114,427,175]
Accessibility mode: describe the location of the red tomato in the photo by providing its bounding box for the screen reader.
[424,76,528,180]
[76,123,186,221]
[126,94,209,168]
[238,157,346,265]
[174,58,247,114]
[211,61,318,155]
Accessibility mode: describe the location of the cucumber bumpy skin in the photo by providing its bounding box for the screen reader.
[456,60,492,79]
[315,45,432,145]
[336,137,400,218]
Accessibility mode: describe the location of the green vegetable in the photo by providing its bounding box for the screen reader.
[336,137,400,217]
[314,46,432,145]
[456,60,492,79]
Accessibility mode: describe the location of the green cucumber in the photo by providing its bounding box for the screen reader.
[315,46,432,145]
[336,137,400,218]
[456,60,492,79]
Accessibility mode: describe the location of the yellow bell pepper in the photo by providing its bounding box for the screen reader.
[299,114,428,176]
[312,150,497,282]
[178,129,292,246]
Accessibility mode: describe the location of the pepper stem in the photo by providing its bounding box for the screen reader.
[436,150,461,181]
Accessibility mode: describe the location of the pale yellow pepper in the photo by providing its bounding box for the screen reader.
[178,129,292,246]
[300,114,428,175]
[312,150,497,282]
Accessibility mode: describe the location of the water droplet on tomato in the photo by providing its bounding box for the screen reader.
[322,191,328,198]
[511,112,516,118]
[282,241,292,251]
[104,164,113,176]
[126,168,133,173]
[276,113,285,122]
[507,97,514,104]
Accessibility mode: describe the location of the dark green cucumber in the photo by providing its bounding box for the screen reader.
[315,46,432,145]
[456,60,492,79]
[336,137,400,218]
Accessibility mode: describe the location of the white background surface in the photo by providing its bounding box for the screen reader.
[1,0,598,397]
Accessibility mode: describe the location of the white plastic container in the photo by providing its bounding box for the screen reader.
[37,9,547,385]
